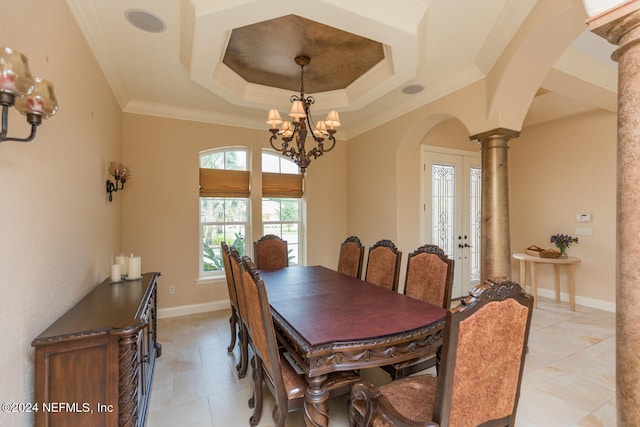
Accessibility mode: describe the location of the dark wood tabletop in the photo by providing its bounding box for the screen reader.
[259,265,446,427]
[261,265,445,347]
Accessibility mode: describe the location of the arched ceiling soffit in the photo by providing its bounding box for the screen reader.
[398,114,461,157]
[484,2,590,132]
[183,0,427,113]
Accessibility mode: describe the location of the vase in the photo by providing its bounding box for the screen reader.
[560,247,568,258]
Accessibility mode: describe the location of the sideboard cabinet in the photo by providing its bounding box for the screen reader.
[32,272,161,427]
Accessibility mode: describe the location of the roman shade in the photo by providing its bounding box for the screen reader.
[199,168,250,197]
[262,172,303,198]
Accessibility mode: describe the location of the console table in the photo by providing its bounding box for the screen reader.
[32,272,161,427]
[513,253,580,310]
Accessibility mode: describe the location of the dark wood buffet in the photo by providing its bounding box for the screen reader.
[32,272,161,427]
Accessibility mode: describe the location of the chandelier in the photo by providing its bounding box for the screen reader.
[266,56,340,174]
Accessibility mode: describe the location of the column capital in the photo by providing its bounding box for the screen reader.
[469,127,520,144]
[587,0,640,58]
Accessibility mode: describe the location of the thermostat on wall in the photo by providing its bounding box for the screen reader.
[576,212,591,222]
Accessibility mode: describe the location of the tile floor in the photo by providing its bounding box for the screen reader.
[148,296,616,427]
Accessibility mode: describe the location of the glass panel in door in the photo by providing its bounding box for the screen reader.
[423,148,481,300]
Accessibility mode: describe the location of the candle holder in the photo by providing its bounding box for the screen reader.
[106,161,131,202]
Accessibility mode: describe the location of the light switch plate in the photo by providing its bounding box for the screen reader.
[575,227,592,236]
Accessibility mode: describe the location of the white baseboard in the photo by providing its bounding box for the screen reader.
[157,300,230,319]
[533,287,616,313]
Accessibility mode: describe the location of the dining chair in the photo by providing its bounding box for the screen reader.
[239,255,360,427]
[228,246,250,379]
[337,235,365,278]
[382,244,455,379]
[349,278,534,427]
[364,239,402,291]
[221,242,240,354]
[254,234,289,270]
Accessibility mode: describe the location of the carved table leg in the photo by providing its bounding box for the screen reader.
[304,374,329,427]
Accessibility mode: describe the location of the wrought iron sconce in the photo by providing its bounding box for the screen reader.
[106,161,130,202]
[0,47,58,143]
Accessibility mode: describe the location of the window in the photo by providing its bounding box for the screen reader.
[262,152,302,265]
[198,148,304,278]
[199,149,249,277]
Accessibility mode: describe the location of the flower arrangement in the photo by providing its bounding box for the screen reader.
[550,233,578,257]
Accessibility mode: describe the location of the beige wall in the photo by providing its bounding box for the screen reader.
[0,0,616,424]
[510,110,616,308]
[347,86,616,308]
[0,1,122,425]
[120,113,347,311]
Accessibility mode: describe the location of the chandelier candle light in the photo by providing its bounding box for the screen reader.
[266,56,340,174]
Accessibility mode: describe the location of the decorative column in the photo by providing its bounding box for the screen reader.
[587,2,640,425]
[469,128,520,282]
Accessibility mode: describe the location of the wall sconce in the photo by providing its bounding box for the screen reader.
[106,161,131,202]
[0,47,58,143]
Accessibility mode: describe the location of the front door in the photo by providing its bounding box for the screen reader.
[422,146,481,300]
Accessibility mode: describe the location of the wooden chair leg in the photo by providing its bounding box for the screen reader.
[227,307,238,353]
[235,324,244,371]
[249,354,256,409]
[249,356,264,427]
[235,323,250,378]
[272,403,286,427]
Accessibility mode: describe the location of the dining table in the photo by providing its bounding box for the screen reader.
[259,265,447,427]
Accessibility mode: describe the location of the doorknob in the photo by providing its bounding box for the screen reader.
[464,243,471,248]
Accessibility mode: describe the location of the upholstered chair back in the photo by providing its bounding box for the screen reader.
[240,257,281,380]
[337,236,365,278]
[254,234,289,270]
[434,278,534,426]
[221,242,239,312]
[364,239,402,291]
[228,247,252,378]
[229,248,249,324]
[349,278,533,427]
[404,244,454,309]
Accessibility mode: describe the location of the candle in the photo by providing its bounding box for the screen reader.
[127,256,141,280]
[115,255,128,276]
[110,264,122,282]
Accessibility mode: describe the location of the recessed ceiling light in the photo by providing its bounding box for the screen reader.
[125,9,166,33]
[401,84,424,94]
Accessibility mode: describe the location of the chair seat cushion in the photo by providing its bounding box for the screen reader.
[352,374,438,427]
